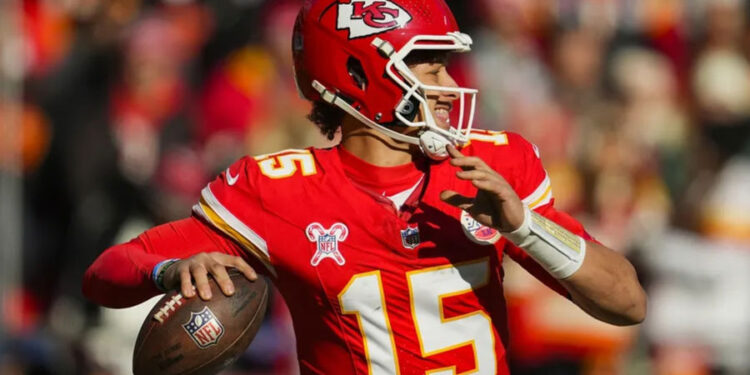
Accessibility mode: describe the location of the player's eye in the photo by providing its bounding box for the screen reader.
[424,67,441,78]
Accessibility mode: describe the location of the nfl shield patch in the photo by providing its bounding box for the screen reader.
[306,222,349,266]
[318,234,337,253]
[401,225,421,249]
[182,307,225,349]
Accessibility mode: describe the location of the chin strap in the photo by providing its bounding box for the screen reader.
[418,130,452,160]
[312,80,416,145]
[312,80,453,160]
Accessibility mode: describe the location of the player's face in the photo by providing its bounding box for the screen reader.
[407,54,460,131]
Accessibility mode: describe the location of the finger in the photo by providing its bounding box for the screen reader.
[447,144,464,159]
[180,267,195,298]
[440,190,474,211]
[449,156,492,172]
[471,178,503,194]
[456,170,492,181]
[191,264,212,300]
[231,257,258,281]
[209,253,258,281]
[467,205,494,227]
[210,263,235,296]
[459,172,506,193]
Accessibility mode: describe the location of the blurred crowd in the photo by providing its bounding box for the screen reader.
[1,0,750,374]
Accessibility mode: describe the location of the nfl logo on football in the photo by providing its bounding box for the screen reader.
[182,307,225,348]
[401,225,420,249]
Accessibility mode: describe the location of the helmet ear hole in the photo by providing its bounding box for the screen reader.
[347,57,368,90]
[398,96,420,122]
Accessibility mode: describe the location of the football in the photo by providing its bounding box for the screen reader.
[132,270,269,375]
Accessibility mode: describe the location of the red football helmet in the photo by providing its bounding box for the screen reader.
[293,0,477,159]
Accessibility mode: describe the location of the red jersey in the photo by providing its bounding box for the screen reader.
[191,130,590,375]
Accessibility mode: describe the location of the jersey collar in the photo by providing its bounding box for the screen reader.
[337,145,426,197]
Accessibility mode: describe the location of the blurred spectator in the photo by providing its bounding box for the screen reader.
[471,0,555,132]
[645,230,750,374]
[700,157,750,244]
[692,0,750,160]
[22,0,74,78]
[111,12,192,185]
[583,47,685,250]
[0,102,51,175]
[198,0,333,174]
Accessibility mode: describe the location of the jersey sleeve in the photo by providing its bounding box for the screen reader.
[502,133,595,297]
[192,156,276,276]
[508,134,553,211]
[82,217,247,308]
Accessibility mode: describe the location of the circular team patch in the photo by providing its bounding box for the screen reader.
[461,210,501,245]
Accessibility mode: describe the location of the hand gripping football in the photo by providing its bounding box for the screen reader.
[133,270,269,375]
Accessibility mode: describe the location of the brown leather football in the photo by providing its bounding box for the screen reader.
[133,271,269,375]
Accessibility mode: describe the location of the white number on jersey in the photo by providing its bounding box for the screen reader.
[339,258,496,374]
[468,130,509,146]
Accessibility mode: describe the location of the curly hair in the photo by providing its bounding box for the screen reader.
[307,100,345,141]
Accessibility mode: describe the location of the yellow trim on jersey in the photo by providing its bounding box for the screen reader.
[192,186,277,276]
[522,174,553,209]
[528,184,552,209]
[195,199,276,276]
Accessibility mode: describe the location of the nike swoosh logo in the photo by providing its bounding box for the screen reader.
[226,168,239,186]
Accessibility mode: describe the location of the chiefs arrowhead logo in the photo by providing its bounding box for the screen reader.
[337,0,413,39]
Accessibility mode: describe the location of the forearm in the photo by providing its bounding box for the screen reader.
[82,216,246,308]
[560,241,647,326]
[440,141,647,325]
[82,239,165,308]
[503,207,646,326]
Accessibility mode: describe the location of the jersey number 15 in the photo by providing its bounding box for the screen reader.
[338,258,497,375]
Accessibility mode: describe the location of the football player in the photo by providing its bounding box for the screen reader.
[83,1,646,373]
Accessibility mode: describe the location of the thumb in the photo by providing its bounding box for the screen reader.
[440,190,474,211]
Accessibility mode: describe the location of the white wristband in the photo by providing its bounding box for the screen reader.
[502,206,586,279]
